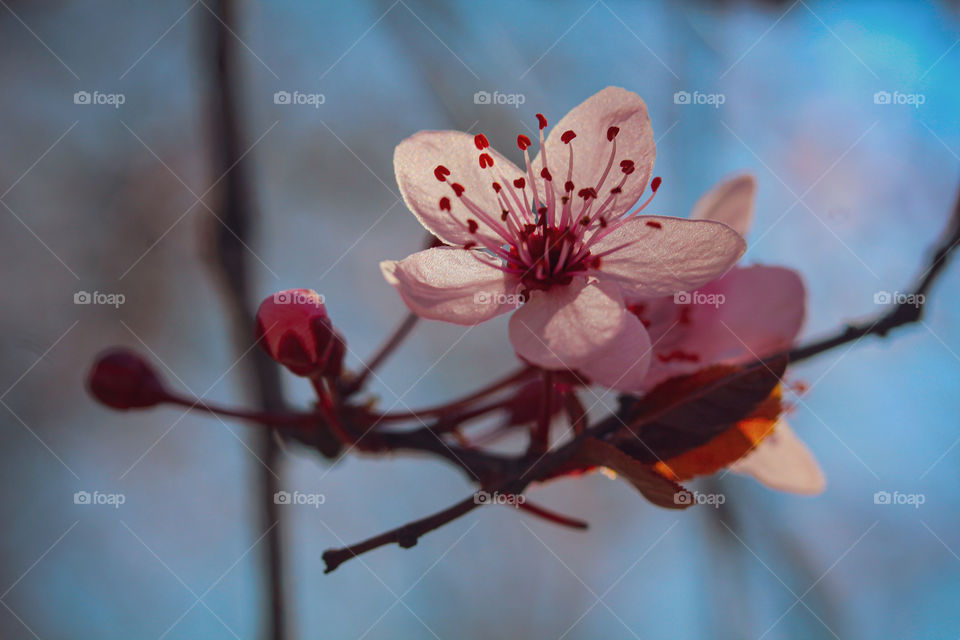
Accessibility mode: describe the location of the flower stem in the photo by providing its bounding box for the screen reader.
[343,312,419,395]
[166,394,322,427]
[563,390,588,435]
[518,500,588,530]
[311,377,359,446]
[528,370,553,455]
[372,366,534,423]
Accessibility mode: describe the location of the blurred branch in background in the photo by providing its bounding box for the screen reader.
[204,1,287,638]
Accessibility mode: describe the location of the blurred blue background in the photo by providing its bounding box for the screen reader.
[1,0,959,638]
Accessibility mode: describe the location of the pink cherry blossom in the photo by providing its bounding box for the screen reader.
[626,174,824,493]
[382,87,746,391]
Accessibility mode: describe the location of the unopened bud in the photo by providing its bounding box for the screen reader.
[256,289,345,378]
[87,349,168,410]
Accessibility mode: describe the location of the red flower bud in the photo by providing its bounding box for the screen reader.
[256,289,345,378]
[87,349,169,410]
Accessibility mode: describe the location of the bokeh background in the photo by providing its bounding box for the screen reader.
[1,1,959,638]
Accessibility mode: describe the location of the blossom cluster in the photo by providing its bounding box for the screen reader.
[87,88,823,550]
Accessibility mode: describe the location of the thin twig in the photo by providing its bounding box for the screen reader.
[343,312,419,395]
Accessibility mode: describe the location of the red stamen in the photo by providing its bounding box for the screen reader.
[645,220,662,229]
[619,159,635,175]
[540,167,552,181]
[439,197,451,211]
[517,135,531,150]
[651,176,662,192]
[560,130,576,144]
[479,153,494,169]
[536,113,548,129]
[467,219,479,233]
[434,165,450,182]
[513,177,526,189]
[474,134,489,150]
[451,183,465,197]
[606,126,620,141]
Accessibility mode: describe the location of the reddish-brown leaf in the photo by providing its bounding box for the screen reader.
[572,438,694,510]
[654,387,782,482]
[614,357,787,464]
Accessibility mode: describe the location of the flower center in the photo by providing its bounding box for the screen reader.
[432,113,660,296]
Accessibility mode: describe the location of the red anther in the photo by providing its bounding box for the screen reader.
[606,126,620,141]
[439,197,451,211]
[513,177,526,189]
[474,133,490,149]
[467,219,479,233]
[651,176,662,192]
[579,216,590,225]
[479,153,494,168]
[564,180,574,192]
[537,206,547,217]
[540,167,552,181]
[577,187,597,200]
[434,165,450,182]
[492,182,502,193]
[536,113,548,129]
[619,159,635,175]
[501,210,509,221]
[598,217,608,228]
[517,134,532,150]
[645,220,662,229]
[610,187,622,194]
[463,241,477,250]
[560,130,577,144]
[451,183,465,197]
[87,349,169,410]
